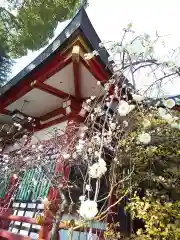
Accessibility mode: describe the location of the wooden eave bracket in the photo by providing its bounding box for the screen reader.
[72,45,80,62]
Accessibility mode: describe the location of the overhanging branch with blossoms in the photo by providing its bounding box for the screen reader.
[0,23,180,239]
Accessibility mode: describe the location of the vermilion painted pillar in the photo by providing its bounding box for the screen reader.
[39,119,80,240]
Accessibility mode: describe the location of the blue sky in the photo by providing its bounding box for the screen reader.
[10,0,180,96]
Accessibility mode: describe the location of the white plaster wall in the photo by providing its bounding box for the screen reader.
[31,120,68,143]
[4,120,68,153]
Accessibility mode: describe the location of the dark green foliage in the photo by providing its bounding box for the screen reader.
[0,33,12,85]
[115,109,180,239]
[0,0,88,57]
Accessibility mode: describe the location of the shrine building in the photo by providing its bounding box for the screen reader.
[0,7,112,240]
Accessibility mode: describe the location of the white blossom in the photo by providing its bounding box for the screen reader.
[28,117,32,121]
[129,105,136,112]
[98,158,106,167]
[138,133,151,145]
[164,98,176,109]
[88,148,93,153]
[108,56,113,62]
[72,152,77,159]
[85,185,91,191]
[24,156,31,161]
[143,119,151,128]
[76,139,85,153]
[118,101,135,116]
[84,50,98,60]
[94,106,101,113]
[13,174,18,179]
[82,102,90,112]
[86,99,91,104]
[126,40,143,55]
[158,107,166,117]
[116,45,124,53]
[123,120,129,128]
[91,96,96,100]
[110,122,116,130]
[162,114,174,123]
[91,114,95,120]
[79,200,98,220]
[3,154,9,159]
[38,145,43,151]
[92,50,99,56]
[132,94,144,102]
[89,158,107,178]
[99,42,104,48]
[63,153,71,160]
[13,123,22,130]
[104,84,110,91]
[118,101,130,116]
[113,66,119,73]
[93,135,101,143]
[79,195,86,202]
[84,53,94,60]
[158,176,166,182]
[95,151,99,157]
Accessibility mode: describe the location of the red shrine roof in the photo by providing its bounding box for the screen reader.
[0,7,111,130]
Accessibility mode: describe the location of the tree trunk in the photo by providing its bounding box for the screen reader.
[50,190,67,240]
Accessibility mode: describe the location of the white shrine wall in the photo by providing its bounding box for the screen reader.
[3,120,68,153]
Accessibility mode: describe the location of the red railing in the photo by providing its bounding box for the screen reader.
[0,209,105,240]
[0,230,32,240]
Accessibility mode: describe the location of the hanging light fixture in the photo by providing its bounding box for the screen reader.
[11,100,31,124]
[11,110,29,124]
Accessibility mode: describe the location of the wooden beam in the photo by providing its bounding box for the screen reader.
[2,84,34,108]
[35,82,69,99]
[90,58,110,80]
[75,39,111,81]
[72,46,81,100]
[81,57,107,83]
[1,56,72,108]
[39,98,82,122]
[70,97,82,113]
[37,109,84,131]
[37,115,69,130]
[73,61,81,100]
[0,105,9,114]
[40,107,66,122]
[35,57,72,84]
[0,37,111,109]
